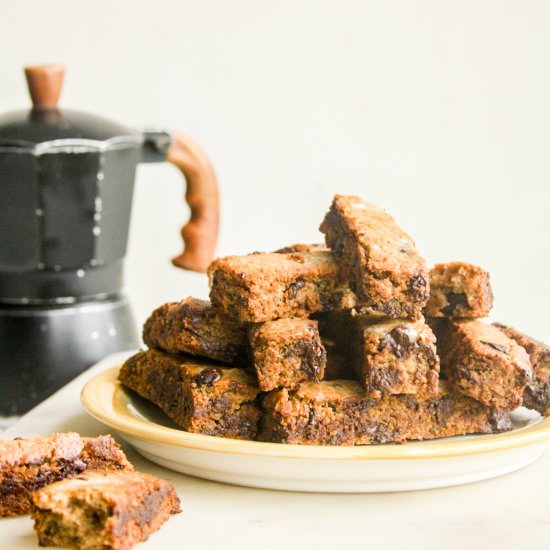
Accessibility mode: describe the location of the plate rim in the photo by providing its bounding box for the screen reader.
[81,366,550,461]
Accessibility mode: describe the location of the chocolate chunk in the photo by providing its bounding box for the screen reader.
[480,341,510,354]
[441,292,469,316]
[489,409,512,432]
[421,344,437,364]
[408,272,429,301]
[378,327,417,359]
[281,339,325,380]
[282,340,308,359]
[285,279,306,299]
[524,383,550,414]
[57,458,86,476]
[435,398,455,427]
[193,367,222,387]
[371,367,400,392]
[0,477,21,497]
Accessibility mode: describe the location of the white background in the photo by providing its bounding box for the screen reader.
[2,0,549,340]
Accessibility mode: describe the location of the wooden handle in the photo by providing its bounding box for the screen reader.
[24,64,65,108]
[167,132,219,272]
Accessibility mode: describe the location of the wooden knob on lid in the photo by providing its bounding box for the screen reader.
[24,64,65,108]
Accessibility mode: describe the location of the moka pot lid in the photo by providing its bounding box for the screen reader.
[0,65,142,153]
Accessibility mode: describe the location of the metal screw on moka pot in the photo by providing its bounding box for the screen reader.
[0,65,219,414]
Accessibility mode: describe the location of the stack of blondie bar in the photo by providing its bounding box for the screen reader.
[119,194,550,445]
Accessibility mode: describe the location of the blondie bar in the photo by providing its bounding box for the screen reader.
[31,471,180,550]
[119,350,261,440]
[142,297,247,363]
[494,323,550,415]
[353,317,439,398]
[320,194,429,319]
[0,433,131,517]
[208,249,356,322]
[434,320,532,411]
[426,262,493,319]
[248,318,326,391]
[260,380,511,445]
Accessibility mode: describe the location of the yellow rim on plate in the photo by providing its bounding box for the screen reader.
[81,366,550,461]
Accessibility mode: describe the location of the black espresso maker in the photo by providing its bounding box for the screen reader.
[0,65,219,414]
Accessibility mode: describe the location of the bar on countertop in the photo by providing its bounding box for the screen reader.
[31,470,180,550]
[260,379,512,445]
[0,433,132,517]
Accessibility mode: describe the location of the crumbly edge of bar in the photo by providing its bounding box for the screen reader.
[142,298,247,363]
[426,263,493,319]
[0,434,131,517]
[32,472,180,549]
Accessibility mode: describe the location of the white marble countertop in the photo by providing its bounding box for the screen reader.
[2,362,550,550]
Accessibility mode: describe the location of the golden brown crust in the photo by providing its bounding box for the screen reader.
[434,320,532,411]
[119,350,261,440]
[248,318,326,391]
[320,195,429,319]
[426,262,493,319]
[0,434,132,517]
[31,470,180,550]
[142,297,247,363]
[208,250,356,322]
[260,379,512,445]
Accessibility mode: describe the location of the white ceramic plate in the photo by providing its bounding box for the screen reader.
[81,365,550,493]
